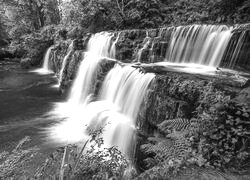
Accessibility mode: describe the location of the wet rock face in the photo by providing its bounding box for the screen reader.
[115,28,173,63]
[138,70,250,133]
[137,74,206,132]
[26,39,54,67]
[59,50,83,91]
[136,69,250,175]
[49,40,71,74]
[115,30,147,62]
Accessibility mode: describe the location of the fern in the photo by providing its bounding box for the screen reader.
[141,133,191,165]
[158,118,191,133]
[141,137,173,156]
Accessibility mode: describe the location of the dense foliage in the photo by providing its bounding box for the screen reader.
[137,82,250,179]
[0,0,60,38]
[1,0,249,40]
[0,0,249,61]
[58,0,250,30]
[33,128,130,180]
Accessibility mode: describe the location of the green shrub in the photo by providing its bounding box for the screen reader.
[72,128,129,180]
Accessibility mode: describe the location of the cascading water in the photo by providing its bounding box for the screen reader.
[58,41,74,84]
[165,25,232,67]
[43,47,53,72]
[110,32,121,59]
[33,46,53,74]
[48,32,115,141]
[136,31,150,62]
[48,31,154,158]
[68,32,114,105]
[94,65,155,156]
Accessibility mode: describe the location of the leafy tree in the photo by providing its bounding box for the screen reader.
[0,11,8,46]
[0,0,61,39]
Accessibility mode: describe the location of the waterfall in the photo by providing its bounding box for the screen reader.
[95,65,155,156]
[48,31,154,158]
[33,46,53,74]
[49,64,154,158]
[58,41,74,84]
[165,25,232,67]
[42,46,53,72]
[48,32,115,138]
[48,24,247,158]
[136,31,150,62]
[110,32,121,59]
[68,32,114,104]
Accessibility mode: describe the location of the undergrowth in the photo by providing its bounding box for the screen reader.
[35,127,130,180]
[138,82,250,179]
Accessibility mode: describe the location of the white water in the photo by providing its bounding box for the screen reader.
[32,46,54,74]
[96,65,155,156]
[136,31,150,62]
[110,32,121,59]
[47,32,155,158]
[47,32,115,144]
[68,32,114,104]
[165,25,232,67]
[49,65,154,157]
[58,42,74,84]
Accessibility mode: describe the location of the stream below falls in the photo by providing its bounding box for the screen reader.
[0,61,64,155]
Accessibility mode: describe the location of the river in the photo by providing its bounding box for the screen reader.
[0,60,65,177]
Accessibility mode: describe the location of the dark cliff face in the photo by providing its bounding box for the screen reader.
[114,28,173,63]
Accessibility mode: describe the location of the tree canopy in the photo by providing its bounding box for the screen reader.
[0,0,249,43]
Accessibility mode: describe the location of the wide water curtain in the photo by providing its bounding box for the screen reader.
[165,25,232,67]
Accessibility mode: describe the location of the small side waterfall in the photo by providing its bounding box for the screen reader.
[165,25,232,67]
[136,31,150,62]
[58,41,74,84]
[110,32,121,59]
[42,46,53,72]
[33,46,53,74]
